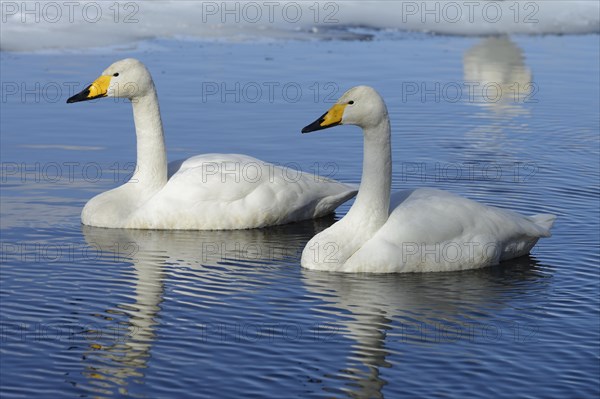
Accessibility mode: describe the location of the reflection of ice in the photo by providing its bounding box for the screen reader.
[301,258,550,397]
[78,219,332,393]
[464,36,532,116]
[0,173,121,230]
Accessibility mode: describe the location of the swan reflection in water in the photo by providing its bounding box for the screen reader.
[464,36,533,116]
[78,217,333,395]
[458,36,537,176]
[301,256,551,398]
[78,216,550,398]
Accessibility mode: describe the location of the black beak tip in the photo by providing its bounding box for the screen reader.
[66,86,93,104]
[301,116,327,134]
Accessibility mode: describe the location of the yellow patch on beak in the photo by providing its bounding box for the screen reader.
[301,103,348,133]
[88,75,112,99]
[320,103,347,127]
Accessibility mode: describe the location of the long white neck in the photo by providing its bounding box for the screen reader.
[128,87,168,192]
[344,118,392,230]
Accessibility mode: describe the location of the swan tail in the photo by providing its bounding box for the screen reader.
[313,188,358,218]
[530,213,557,237]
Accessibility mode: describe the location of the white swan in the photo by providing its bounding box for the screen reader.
[300,86,556,273]
[67,58,356,230]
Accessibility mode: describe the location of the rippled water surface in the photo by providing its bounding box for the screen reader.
[1,34,599,398]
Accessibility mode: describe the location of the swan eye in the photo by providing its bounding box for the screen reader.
[113,73,119,77]
[348,101,354,105]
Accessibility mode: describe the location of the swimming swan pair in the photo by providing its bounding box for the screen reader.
[68,59,555,273]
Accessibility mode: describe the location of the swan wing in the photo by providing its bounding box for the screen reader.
[126,154,356,229]
[343,188,555,272]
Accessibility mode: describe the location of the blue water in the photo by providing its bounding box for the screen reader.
[1,33,599,398]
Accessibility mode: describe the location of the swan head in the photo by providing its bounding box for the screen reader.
[302,86,388,133]
[67,58,154,103]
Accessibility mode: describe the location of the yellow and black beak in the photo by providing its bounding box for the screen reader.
[67,75,111,103]
[302,103,348,133]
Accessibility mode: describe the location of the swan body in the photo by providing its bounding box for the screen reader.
[67,59,356,230]
[300,86,555,273]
